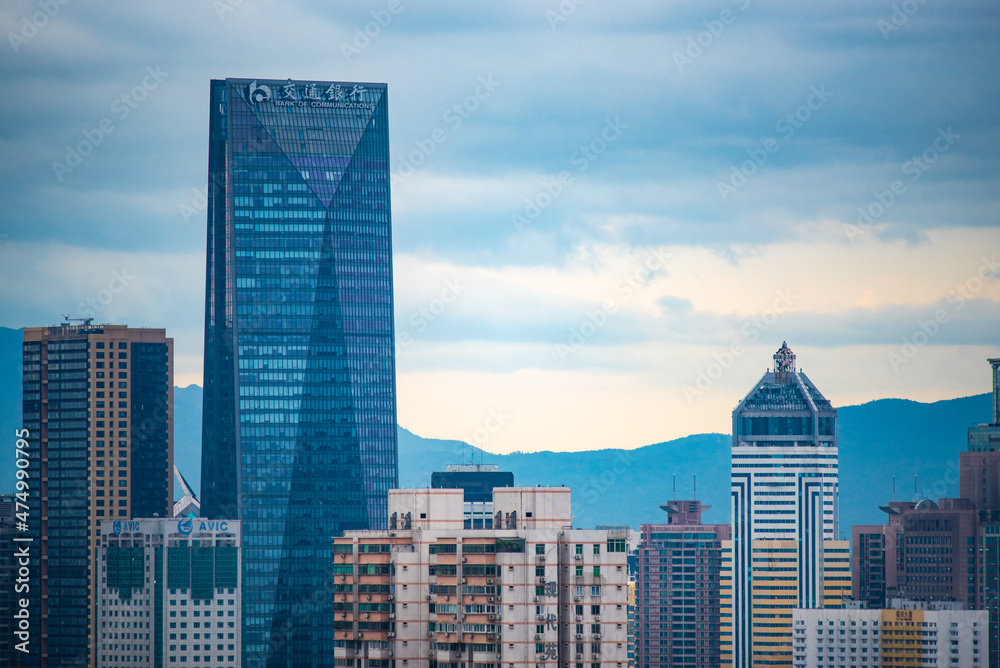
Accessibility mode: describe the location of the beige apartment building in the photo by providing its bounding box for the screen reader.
[332,487,630,667]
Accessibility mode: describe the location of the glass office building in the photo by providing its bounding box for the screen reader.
[22,324,173,667]
[199,78,398,667]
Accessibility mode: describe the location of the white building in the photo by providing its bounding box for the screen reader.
[728,343,843,667]
[333,487,630,667]
[97,517,241,668]
[793,603,989,668]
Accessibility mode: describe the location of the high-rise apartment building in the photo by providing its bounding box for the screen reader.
[96,517,241,668]
[199,77,397,667]
[627,581,636,668]
[727,342,844,668]
[960,357,1000,667]
[635,500,729,668]
[23,323,173,667]
[851,501,914,610]
[792,601,988,668]
[977,515,1000,668]
[1,494,17,668]
[332,487,630,667]
[895,498,980,607]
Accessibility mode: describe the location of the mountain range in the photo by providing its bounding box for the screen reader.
[0,327,991,532]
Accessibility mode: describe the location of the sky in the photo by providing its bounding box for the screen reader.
[1,1,998,455]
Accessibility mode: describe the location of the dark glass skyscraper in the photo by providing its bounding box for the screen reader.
[22,323,173,667]
[200,78,398,668]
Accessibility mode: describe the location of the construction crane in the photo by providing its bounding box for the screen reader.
[60,314,94,327]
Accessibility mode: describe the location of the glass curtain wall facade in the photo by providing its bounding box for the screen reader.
[200,78,398,668]
[22,324,173,668]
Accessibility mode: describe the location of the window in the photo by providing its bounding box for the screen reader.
[536,544,545,555]
[593,544,600,555]
[575,544,583,555]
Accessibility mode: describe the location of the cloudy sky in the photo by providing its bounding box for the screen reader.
[1,1,998,454]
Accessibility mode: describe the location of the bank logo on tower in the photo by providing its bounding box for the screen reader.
[177,518,193,535]
[248,81,272,105]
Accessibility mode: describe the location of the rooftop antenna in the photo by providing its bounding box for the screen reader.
[892,475,895,502]
[672,474,676,501]
[693,474,697,501]
[914,474,917,501]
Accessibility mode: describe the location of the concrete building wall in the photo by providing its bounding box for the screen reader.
[96,518,242,668]
[792,606,988,668]
[335,488,629,667]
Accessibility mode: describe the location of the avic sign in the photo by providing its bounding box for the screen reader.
[177,518,229,534]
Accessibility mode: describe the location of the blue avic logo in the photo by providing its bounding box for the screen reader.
[177,518,193,535]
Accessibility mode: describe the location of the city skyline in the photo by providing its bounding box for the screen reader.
[1,2,998,458]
